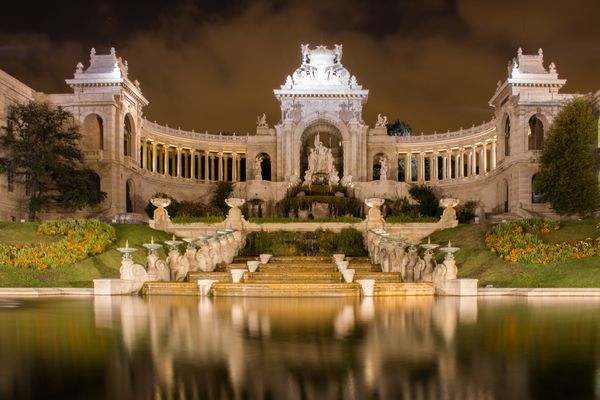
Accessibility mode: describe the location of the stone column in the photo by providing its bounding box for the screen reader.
[447,149,452,179]
[151,142,157,173]
[491,140,497,170]
[432,151,438,180]
[223,153,229,182]
[191,149,196,179]
[232,152,238,182]
[458,148,464,178]
[419,152,425,182]
[406,153,412,182]
[209,153,215,181]
[142,140,147,170]
[163,145,169,176]
[218,153,223,181]
[471,146,477,176]
[204,151,209,182]
[175,147,181,178]
[482,142,488,175]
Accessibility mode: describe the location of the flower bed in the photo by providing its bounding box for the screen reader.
[484,219,600,265]
[0,219,116,270]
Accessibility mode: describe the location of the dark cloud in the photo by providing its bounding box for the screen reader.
[0,0,599,134]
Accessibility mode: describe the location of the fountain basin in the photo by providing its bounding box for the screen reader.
[259,254,272,264]
[332,254,345,262]
[247,261,261,272]
[230,269,247,283]
[342,269,355,283]
[336,260,349,271]
[197,279,219,296]
[356,279,376,297]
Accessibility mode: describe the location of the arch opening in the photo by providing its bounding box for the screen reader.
[300,122,344,179]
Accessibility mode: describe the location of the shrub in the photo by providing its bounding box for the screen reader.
[456,201,478,224]
[408,185,441,217]
[239,228,367,256]
[211,181,234,215]
[172,216,224,224]
[0,219,115,269]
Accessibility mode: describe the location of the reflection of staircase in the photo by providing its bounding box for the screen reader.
[143,256,434,297]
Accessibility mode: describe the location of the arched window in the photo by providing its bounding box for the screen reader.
[256,153,271,181]
[83,114,104,150]
[123,115,133,157]
[531,174,544,203]
[372,153,384,180]
[528,115,544,150]
[504,116,511,156]
[397,158,405,182]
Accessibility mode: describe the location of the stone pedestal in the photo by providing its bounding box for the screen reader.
[436,278,478,296]
[93,279,138,295]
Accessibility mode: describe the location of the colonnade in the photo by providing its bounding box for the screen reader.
[395,139,497,183]
[139,140,247,182]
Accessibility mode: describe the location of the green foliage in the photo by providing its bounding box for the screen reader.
[536,98,599,215]
[278,184,362,217]
[456,200,478,224]
[0,219,115,269]
[249,216,362,224]
[0,101,106,220]
[171,215,224,224]
[408,185,441,217]
[239,228,367,256]
[385,215,438,223]
[144,192,221,219]
[211,181,234,215]
[387,197,420,218]
[386,119,412,136]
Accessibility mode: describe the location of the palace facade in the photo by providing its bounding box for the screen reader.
[1,45,599,221]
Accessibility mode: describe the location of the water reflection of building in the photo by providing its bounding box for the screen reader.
[93,296,505,399]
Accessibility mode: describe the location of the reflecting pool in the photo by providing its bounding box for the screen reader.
[0,296,600,399]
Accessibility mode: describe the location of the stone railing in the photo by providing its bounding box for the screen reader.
[391,119,496,143]
[142,119,249,143]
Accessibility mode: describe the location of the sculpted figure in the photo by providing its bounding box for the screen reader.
[376,114,388,128]
[390,245,408,274]
[254,156,263,178]
[146,254,170,282]
[420,253,436,282]
[167,250,190,282]
[256,113,267,127]
[404,248,424,283]
[379,157,388,181]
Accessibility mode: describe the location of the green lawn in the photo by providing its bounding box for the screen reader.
[429,221,600,288]
[2,220,600,288]
[0,224,174,288]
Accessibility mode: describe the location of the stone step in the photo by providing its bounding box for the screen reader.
[258,264,338,273]
[142,281,435,297]
[211,283,361,297]
[188,271,232,283]
[355,272,403,283]
[374,283,434,296]
[143,282,198,296]
[243,272,343,283]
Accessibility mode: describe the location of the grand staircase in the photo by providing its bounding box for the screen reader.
[142,256,434,297]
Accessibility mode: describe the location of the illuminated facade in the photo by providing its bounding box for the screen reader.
[0,45,594,220]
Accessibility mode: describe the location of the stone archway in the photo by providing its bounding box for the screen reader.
[300,122,344,180]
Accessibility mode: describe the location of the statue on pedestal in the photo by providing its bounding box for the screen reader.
[379,157,388,181]
[254,155,263,180]
[303,133,339,186]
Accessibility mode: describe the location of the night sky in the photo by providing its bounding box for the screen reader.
[1,0,599,134]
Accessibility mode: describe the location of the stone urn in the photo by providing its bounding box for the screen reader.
[259,254,272,264]
[439,198,460,228]
[364,198,385,230]
[230,268,247,283]
[225,198,246,230]
[342,269,355,283]
[150,197,172,222]
[247,260,261,272]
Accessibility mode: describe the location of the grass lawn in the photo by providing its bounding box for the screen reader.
[0,224,173,288]
[429,221,600,288]
[2,219,600,288]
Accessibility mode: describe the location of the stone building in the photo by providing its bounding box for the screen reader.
[0,44,596,220]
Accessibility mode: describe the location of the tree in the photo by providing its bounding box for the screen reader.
[387,119,412,136]
[211,181,234,215]
[408,184,441,217]
[0,101,106,220]
[535,98,599,215]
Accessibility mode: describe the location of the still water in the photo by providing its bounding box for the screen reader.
[0,296,599,400]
